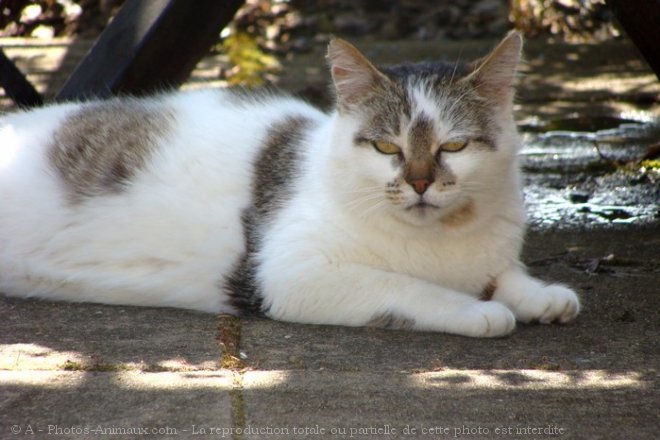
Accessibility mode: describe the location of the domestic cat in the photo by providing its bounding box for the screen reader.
[0,31,579,337]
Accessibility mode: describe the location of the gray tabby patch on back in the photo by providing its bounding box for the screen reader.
[224,115,315,314]
[252,116,314,219]
[49,98,175,203]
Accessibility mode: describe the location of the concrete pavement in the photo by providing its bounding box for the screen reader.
[1,227,658,439]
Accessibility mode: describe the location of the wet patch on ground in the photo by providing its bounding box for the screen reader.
[520,115,659,229]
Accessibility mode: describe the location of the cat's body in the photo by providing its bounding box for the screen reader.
[0,33,580,337]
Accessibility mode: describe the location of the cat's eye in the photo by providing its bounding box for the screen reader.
[372,141,401,155]
[440,140,468,152]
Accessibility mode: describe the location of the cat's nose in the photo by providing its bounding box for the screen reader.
[407,177,433,195]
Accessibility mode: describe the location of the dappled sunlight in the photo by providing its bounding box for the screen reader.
[560,74,659,96]
[0,342,219,372]
[115,371,234,390]
[153,358,219,372]
[241,370,291,390]
[409,369,648,390]
[0,343,86,370]
[103,370,290,390]
[0,370,85,387]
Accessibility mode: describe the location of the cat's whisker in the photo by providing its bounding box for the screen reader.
[344,193,385,210]
[447,50,463,88]
[444,88,473,116]
[356,199,388,218]
[342,187,384,195]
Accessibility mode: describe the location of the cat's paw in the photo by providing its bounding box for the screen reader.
[454,301,516,338]
[511,284,580,324]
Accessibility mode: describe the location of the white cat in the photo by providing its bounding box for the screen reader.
[0,32,579,337]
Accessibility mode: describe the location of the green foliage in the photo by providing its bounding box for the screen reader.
[222,32,280,88]
[640,160,660,171]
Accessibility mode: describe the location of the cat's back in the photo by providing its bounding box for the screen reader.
[1,88,323,201]
[0,88,324,312]
[0,89,319,225]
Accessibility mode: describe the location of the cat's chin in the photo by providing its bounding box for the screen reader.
[391,203,448,227]
[392,197,476,228]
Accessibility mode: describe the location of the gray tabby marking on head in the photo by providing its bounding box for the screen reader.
[224,115,315,314]
[407,114,435,160]
[331,33,522,157]
[348,61,499,154]
[328,38,411,140]
[381,61,501,149]
[356,81,411,141]
[49,98,175,203]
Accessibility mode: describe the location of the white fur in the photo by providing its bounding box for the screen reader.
[258,104,530,337]
[0,90,323,312]
[255,82,579,336]
[0,85,579,337]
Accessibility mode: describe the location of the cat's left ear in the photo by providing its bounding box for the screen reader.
[466,31,522,107]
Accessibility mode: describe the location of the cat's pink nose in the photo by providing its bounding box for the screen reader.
[408,178,433,195]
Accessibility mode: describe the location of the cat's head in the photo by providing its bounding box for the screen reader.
[326,32,523,228]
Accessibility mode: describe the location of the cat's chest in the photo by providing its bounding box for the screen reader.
[353,225,520,295]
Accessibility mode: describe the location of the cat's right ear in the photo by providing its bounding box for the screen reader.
[327,38,389,111]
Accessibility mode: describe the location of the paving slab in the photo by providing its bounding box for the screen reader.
[0,298,232,439]
[1,371,234,439]
[238,369,652,440]
[239,227,659,373]
[2,228,656,439]
[1,298,220,371]
[236,226,659,440]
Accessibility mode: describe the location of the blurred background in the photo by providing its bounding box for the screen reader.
[0,0,658,229]
[0,0,621,42]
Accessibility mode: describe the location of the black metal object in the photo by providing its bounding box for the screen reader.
[607,0,660,80]
[55,0,244,101]
[0,48,44,108]
[1,0,244,107]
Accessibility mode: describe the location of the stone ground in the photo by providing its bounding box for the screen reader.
[1,35,659,439]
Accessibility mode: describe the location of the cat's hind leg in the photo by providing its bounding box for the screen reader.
[492,266,580,324]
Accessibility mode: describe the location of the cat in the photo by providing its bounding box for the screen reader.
[0,31,579,337]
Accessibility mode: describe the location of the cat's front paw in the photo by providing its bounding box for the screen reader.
[455,301,516,338]
[512,284,580,324]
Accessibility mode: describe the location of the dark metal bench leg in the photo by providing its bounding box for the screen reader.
[0,49,44,108]
[56,0,244,101]
[607,0,660,80]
